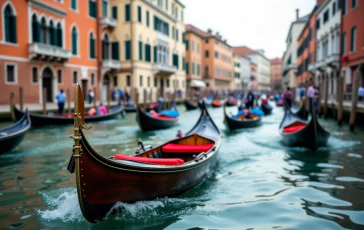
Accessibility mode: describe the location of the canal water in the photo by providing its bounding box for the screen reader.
[0,105,364,229]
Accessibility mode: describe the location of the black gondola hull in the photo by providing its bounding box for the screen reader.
[261,103,273,115]
[184,100,198,110]
[136,106,178,131]
[224,107,262,130]
[13,105,122,126]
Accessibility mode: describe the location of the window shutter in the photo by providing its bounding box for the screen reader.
[145,44,151,62]
[138,6,142,22]
[139,41,143,60]
[125,4,130,21]
[125,40,131,60]
[72,32,77,55]
[154,46,157,62]
[185,62,189,74]
[58,27,63,47]
[90,37,95,58]
[112,42,119,60]
[112,6,118,19]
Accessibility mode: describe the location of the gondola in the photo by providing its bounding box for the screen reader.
[224,104,262,130]
[226,99,238,107]
[0,111,31,154]
[212,100,222,108]
[184,100,198,110]
[68,84,221,223]
[279,105,330,150]
[12,104,123,127]
[291,103,308,120]
[260,99,273,115]
[276,99,284,107]
[136,102,179,131]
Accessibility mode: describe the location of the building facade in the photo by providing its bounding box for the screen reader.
[184,25,233,91]
[282,10,308,89]
[239,55,251,91]
[0,0,116,105]
[270,58,282,91]
[233,54,241,90]
[233,46,271,91]
[250,62,257,90]
[111,0,186,102]
[340,0,364,93]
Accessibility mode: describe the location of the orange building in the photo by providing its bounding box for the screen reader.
[185,24,233,90]
[0,0,117,105]
[270,58,282,91]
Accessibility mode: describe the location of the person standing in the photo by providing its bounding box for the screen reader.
[358,86,364,101]
[307,80,315,112]
[246,90,255,109]
[111,88,117,102]
[55,89,66,115]
[283,87,292,108]
[88,89,94,104]
[118,88,124,103]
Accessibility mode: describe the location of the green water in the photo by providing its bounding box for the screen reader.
[0,105,364,229]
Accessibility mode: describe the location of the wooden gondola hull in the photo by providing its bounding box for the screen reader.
[78,137,218,222]
[261,103,273,115]
[136,107,178,131]
[13,105,122,126]
[224,115,261,130]
[226,101,238,107]
[184,100,198,110]
[0,132,28,154]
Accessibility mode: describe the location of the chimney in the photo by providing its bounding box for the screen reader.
[296,9,299,20]
[207,28,212,34]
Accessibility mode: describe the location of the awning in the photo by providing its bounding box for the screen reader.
[190,79,207,88]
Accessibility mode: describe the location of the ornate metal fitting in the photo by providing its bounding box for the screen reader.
[74,113,92,130]
[69,135,82,141]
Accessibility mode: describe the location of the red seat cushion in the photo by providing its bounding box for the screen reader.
[212,100,221,106]
[153,114,177,120]
[277,100,283,105]
[283,125,305,133]
[114,154,184,166]
[162,143,214,154]
[262,99,268,104]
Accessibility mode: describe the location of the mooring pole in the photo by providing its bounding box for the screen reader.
[349,69,361,131]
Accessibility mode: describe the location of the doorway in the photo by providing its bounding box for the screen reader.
[81,79,88,101]
[160,78,164,97]
[42,67,53,102]
[102,75,109,102]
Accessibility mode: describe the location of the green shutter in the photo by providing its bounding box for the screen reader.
[138,6,142,22]
[185,40,189,50]
[102,1,107,17]
[192,63,195,74]
[102,40,106,59]
[176,29,178,41]
[146,11,149,26]
[197,64,200,76]
[58,27,62,47]
[182,57,185,70]
[54,28,58,46]
[185,62,189,74]
[145,44,151,62]
[139,41,143,60]
[125,40,131,60]
[112,42,119,60]
[112,6,118,19]
[125,4,130,21]
[71,0,76,10]
[90,37,95,58]
[172,27,175,39]
[11,15,16,43]
[72,32,77,55]
[154,46,157,62]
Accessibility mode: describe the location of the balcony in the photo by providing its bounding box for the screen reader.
[315,59,326,71]
[308,63,316,72]
[102,59,121,70]
[101,16,116,28]
[29,43,71,62]
[325,53,340,68]
[157,32,169,44]
[153,63,176,76]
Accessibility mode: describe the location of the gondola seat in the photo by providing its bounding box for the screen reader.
[114,154,184,166]
[283,125,305,133]
[162,143,214,154]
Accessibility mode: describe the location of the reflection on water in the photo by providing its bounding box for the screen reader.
[0,105,363,229]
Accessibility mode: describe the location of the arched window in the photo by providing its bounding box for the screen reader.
[71,26,78,55]
[31,14,40,42]
[3,3,17,43]
[89,32,95,58]
[49,20,55,46]
[56,23,62,47]
[102,33,109,59]
[41,17,47,44]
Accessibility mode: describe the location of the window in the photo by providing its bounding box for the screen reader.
[139,76,143,87]
[323,10,329,24]
[341,32,346,55]
[113,76,118,87]
[125,40,131,60]
[32,15,40,43]
[89,0,97,18]
[58,70,62,84]
[32,67,38,83]
[173,54,179,68]
[71,0,77,10]
[72,26,78,55]
[181,11,184,21]
[185,39,189,50]
[172,26,175,39]
[185,62,189,74]
[56,23,63,47]
[192,41,194,51]
[176,29,179,41]
[112,6,117,19]
[182,57,185,70]
[197,44,200,53]
[102,1,108,17]
[73,71,78,84]
[49,21,56,46]
[316,19,320,29]
[350,26,356,52]
[138,6,142,22]
[91,73,95,86]
[145,44,151,62]
[166,0,168,10]
[126,75,131,86]
[205,51,209,58]
[102,34,109,59]
[41,17,47,44]
[89,32,95,58]
[342,0,347,15]
[4,4,17,43]
[147,77,150,87]
[154,46,157,62]
[333,2,336,15]
[192,63,195,74]
[197,64,200,76]
[172,3,175,14]
[352,0,357,8]
[146,11,150,26]
[166,79,170,88]
[215,52,219,58]
[112,41,119,60]
[139,41,143,60]
[154,16,169,36]
[154,77,157,87]
[125,4,130,21]
[6,64,16,84]
[205,39,209,43]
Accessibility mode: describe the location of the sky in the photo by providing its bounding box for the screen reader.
[183,0,317,59]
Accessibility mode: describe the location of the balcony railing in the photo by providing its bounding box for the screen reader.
[153,63,176,75]
[101,16,116,28]
[325,53,340,68]
[157,32,169,43]
[308,63,316,72]
[102,59,121,70]
[29,43,72,61]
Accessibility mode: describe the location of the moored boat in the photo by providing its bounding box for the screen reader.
[68,84,221,223]
[291,103,308,120]
[260,99,273,115]
[184,100,198,110]
[12,104,123,127]
[212,100,222,108]
[224,104,262,130]
[226,99,238,107]
[279,107,330,150]
[276,99,284,107]
[0,111,31,154]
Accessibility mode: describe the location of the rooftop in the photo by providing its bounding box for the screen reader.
[270,58,282,64]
